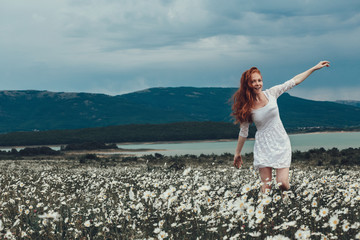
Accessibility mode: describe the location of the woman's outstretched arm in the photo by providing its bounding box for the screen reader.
[292,61,330,86]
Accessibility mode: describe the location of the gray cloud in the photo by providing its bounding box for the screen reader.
[0,0,359,100]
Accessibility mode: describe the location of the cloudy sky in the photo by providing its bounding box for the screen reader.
[1,0,359,100]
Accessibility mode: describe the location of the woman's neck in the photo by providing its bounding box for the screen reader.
[255,92,264,102]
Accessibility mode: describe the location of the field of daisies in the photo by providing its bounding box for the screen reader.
[0,159,359,240]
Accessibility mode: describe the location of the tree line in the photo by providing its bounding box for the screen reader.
[0,121,359,147]
[0,122,254,146]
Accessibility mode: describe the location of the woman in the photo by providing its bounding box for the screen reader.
[232,61,330,193]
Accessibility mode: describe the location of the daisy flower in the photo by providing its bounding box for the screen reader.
[233,199,245,211]
[261,196,272,206]
[342,220,350,232]
[247,206,255,218]
[294,229,311,240]
[84,220,91,227]
[328,215,339,230]
[158,230,168,240]
[319,207,329,217]
[242,184,251,194]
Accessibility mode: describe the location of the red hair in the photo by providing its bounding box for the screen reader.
[231,67,261,124]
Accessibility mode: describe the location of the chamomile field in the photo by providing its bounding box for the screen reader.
[0,159,359,240]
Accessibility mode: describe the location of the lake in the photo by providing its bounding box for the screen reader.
[117,132,360,156]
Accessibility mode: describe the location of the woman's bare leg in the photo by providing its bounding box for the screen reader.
[259,167,272,193]
[276,167,290,191]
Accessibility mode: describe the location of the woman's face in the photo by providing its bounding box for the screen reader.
[251,72,263,94]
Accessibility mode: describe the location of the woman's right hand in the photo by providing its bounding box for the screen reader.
[233,154,243,169]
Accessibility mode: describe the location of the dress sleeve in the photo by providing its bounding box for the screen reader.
[267,78,296,99]
[239,122,250,138]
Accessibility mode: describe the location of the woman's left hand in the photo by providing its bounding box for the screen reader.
[313,61,330,70]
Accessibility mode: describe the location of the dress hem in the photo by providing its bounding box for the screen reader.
[254,164,291,170]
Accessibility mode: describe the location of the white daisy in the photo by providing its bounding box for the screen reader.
[84,220,91,227]
[158,230,168,240]
[328,215,339,230]
[342,220,350,232]
[319,207,329,217]
[294,229,311,240]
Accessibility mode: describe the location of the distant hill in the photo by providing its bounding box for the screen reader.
[0,88,359,133]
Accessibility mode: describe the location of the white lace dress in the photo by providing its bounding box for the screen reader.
[239,79,296,169]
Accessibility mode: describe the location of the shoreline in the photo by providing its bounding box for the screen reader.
[288,130,355,136]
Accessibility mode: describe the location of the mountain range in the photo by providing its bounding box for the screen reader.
[0,88,359,133]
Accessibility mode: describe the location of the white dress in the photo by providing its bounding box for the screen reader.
[239,79,296,169]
